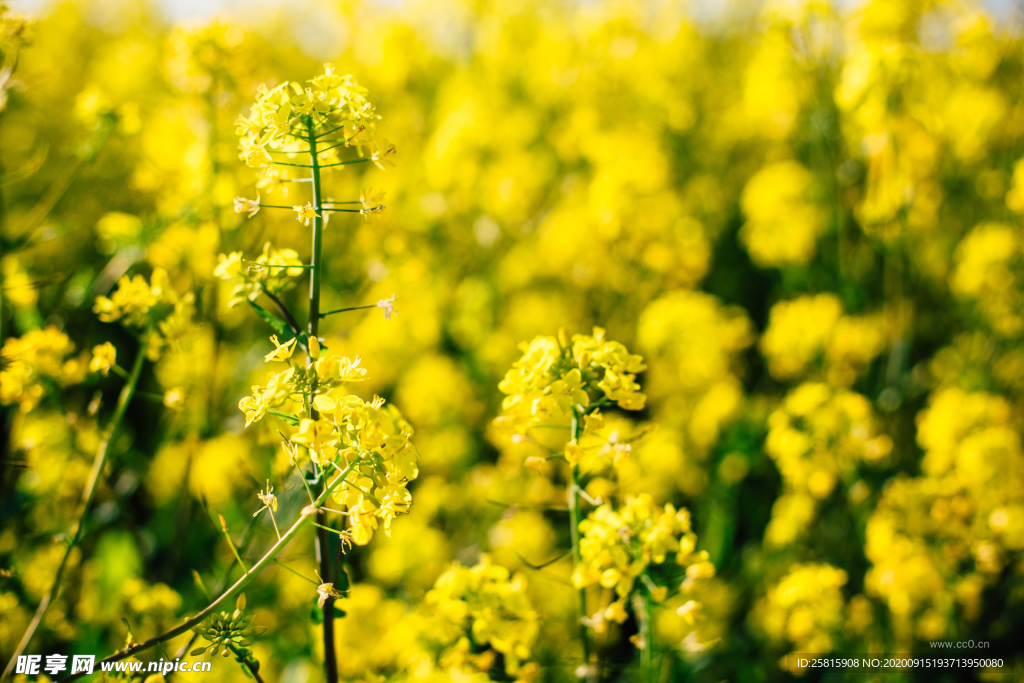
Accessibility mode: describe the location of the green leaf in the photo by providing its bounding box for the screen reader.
[247,300,293,339]
[310,605,323,625]
[121,618,134,648]
[333,605,346,618]
[267,409,300,426]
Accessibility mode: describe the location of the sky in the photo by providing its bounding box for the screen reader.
[8,0,1021,38]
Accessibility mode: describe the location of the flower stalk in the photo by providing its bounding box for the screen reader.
[306,115,339,683]
[568,407,591,669]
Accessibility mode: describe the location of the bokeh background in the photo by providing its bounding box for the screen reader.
[2,0,1024,681]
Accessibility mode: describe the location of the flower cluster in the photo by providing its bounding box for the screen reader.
[241,336,417,546]
[764,382,892,547]
[236,63,389,179]
[950,222,1024,338]
[739,161,824,268]
[166,22,244,95]
[93,268,194,360]
[864,387,1024,643]
[495,327,646,441]
[637,291,753,450]
[753,563,848,655]
[0,327,88,412]
[214,243,306,306]
[759,294,886,387]
[573,493,713,630]
[190,594,263,673]
[421,557,540,680]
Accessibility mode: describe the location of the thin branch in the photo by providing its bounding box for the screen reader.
[267,148,312,155]
[309,521,347,537]
[319,304,376,318]
[322,207,371,214]
[55,457,362,683]
[269,161,314,168]
[217,513,249,574]
[244,261,314,270]
[319,159,370,169]
[514,549,571,571]
[486,498,569,512]
[261,290,304,341]
[272,559,319,585]
[313,124,346,139]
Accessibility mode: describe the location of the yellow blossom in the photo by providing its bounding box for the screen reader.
[89,342,117,377]
[294,202,320,225]
[264,335,297,363]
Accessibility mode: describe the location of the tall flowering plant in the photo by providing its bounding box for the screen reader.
[495,328,716,681]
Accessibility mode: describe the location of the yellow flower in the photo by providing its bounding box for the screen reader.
[264,335,297,362]
[360,188,385,220]
[336,355,367,383]
[213,251,244,280]
[564,442,583,466]
[376,295,396,320]
[89,342,117,377]
[495,328,647,440]
[424,557,539,676]
[294,202,320,225]
[290,418,338,466]
[256,481,277,513]
[0,327,88,412]
[370,140,396,170]
[739,160,824,267]
[163,387,186,409]
[91,269,193,360]
[244,147,272,167]
[233,194,261,218]
[317,582,343,608]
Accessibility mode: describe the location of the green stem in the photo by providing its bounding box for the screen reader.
[227,643,266,683]
[273,558,319,585]
[320,304,376,318]
[218,516,249,574]
[319,159,369,169]
[307,116,339,683]
[568,407,591,669]
[635,591,653,683]
[2,337,147,682]
[55,457,362,683]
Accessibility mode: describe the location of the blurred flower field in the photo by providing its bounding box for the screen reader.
[2,0,1024,681]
